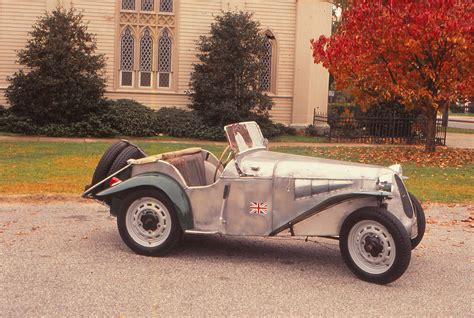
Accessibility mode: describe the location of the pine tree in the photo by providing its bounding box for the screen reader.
[188,11,273,126]
[6,7,106,125]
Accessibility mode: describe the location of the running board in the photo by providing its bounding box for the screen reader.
[185,230,219,235]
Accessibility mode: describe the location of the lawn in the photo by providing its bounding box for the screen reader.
[270,134,327,143]
[449,112,474,117]
[0,141,472,203]
[446,127,474,134]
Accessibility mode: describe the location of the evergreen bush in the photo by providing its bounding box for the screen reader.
[5,7,106,125]
[188,11,273,126]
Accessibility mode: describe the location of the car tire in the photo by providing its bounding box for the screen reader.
[91,141,129,185]
[117,189,182,256]
[409,192,426,249]
[108,145,145,176]
[339,207,411,285]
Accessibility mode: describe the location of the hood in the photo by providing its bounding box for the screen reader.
[238,150,393,180]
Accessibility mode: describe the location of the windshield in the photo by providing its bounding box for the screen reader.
[224,122,266,154]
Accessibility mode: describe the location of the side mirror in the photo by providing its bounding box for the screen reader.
[263,138,269,149]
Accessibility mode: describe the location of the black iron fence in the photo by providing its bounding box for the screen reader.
[314,110,447,145]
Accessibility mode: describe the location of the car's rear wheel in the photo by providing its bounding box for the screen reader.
[409,192,426,249]
[117,189,182,256]
[339,207,411,284]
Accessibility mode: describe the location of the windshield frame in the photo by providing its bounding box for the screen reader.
[224,121,267,157]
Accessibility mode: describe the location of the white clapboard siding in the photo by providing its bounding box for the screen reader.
[74,0,117,89]
[246,0,297,97]
[0,0,303,123]
[0,0,46,91]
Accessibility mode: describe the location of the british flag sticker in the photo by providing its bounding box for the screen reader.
[249,201,268,215]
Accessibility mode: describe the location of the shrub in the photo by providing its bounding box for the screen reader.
[305,125,319,137]
[101,99,158,137]
[0,109,118,137]
[0,112,39,135]
[37,117,119,138]
[0,105,7,117]
[0,99,292,140]
[327,100,421,138]
[5,7,106,125]
[248,114,296,138]
[188,11,273,126]
[155,107,225,140]
[450,103,465,113]
[155,108,293,140]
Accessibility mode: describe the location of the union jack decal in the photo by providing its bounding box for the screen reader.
[249,201,268,215]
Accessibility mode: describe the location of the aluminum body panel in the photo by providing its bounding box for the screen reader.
[185,178,273,235]
[223,178,273,235]
[188,148,413,237]
[238,150,392,180]
[292,197,378,236]
[184,180,225,231]
[220,159,240,178]
[132,160,186,187]
[273,178,368,230]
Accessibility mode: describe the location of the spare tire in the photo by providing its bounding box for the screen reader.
[91,141,129,185]
[108,145,146,176]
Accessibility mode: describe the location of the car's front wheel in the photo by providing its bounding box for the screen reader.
[117,189,182,256]
[339,207,411,284]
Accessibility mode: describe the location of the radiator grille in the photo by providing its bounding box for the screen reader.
[394,174,413,218]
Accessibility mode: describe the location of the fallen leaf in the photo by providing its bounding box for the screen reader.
[427,217,438,224]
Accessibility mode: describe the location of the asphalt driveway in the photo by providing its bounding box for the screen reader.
[0,199,472,317]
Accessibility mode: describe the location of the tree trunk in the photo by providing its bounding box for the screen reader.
[425,107,437,152]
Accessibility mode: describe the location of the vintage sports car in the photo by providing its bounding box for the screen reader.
[83,121,425,284]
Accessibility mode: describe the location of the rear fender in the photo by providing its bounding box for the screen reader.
[96,173,193,230]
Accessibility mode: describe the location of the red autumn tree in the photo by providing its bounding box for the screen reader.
[311,0,473,152]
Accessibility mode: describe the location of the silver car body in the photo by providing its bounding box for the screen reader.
[129,121,418,239]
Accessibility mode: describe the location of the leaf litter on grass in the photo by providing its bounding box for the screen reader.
[310,146,473,167]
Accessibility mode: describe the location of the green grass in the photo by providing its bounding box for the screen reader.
[270,134,327,143]
[446,127,474,134]
[0,141,225,194]
[402,166,473,203]
[0,141,472,203]
[449,112,474,117]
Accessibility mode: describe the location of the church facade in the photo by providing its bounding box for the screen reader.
[0,0,332,125]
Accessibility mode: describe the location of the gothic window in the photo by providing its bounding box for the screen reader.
[158,30,172,88]
[117,2,176,90]
[120,28,135,87]
[139,28,153,87]
[159,0,173,12]
[141,0,154,11]
[261,33,274,92]
[122,0,135,11]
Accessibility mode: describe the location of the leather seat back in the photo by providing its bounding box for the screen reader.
[167,152,207,187]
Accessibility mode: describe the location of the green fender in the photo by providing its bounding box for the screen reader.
[96,173,193,230]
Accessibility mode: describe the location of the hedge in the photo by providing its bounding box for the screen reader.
[0,100,294,140]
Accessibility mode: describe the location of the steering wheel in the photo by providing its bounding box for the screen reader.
[213,146,233,181]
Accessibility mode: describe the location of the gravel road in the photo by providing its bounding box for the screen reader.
[1,199,472,317]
